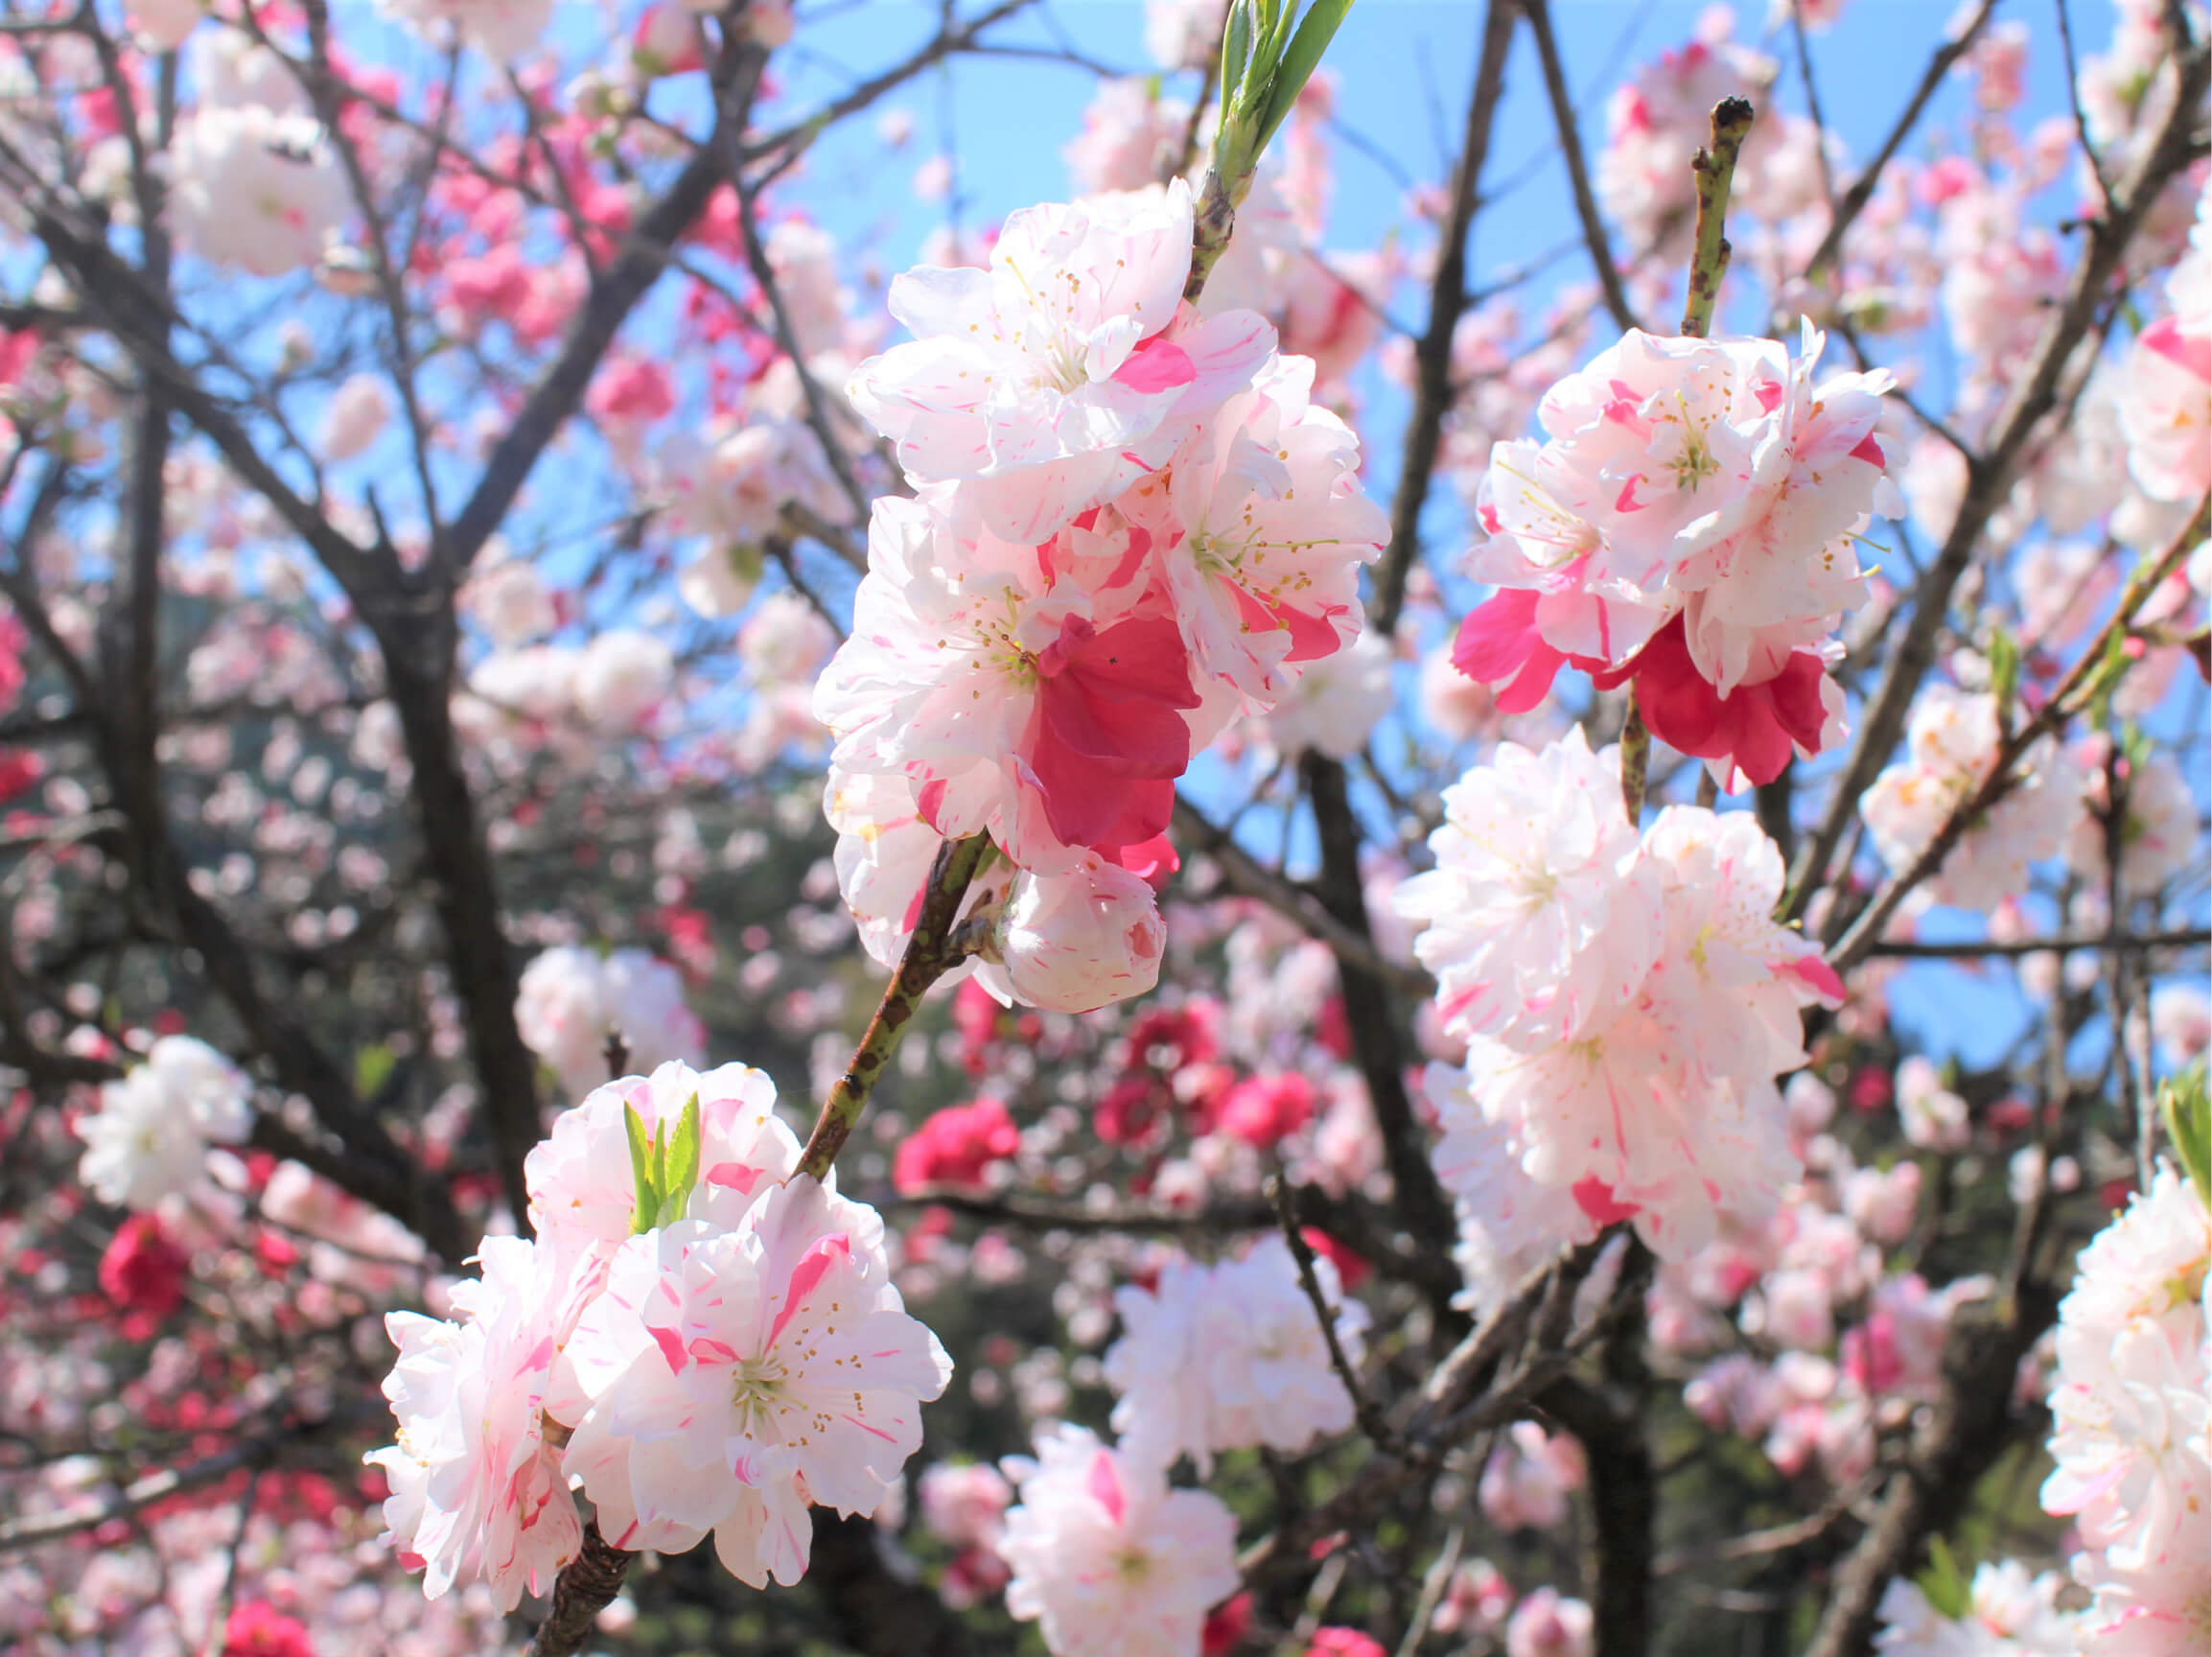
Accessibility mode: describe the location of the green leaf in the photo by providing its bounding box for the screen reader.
[664,1092,703,1223]
[1252,0,1354,152]
[624,1102,660,1235]
[355,1043,396,1099]
[1220,0,1254,116]
[1987,627,2019,726]
[1915,1535,1971,1621]
[2161,1063,2212,1211]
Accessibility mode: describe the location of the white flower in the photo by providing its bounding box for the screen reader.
[573,629,675,734]
[379,0,553,60]
[1105,1235,1367,1473]
[2040,1165,2212,1649]
[1863,687,2084,912]
[524,1060,796,1282]
[1393,730,1659,1049]
[169,105,349,277]
[76,1037,252,1210]
[514,946,705,1102]
[998,1424,1239,1657]
[320,373,390,462]
[462,552,557,649]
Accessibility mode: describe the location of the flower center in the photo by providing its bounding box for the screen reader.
[731,1353,788,1433]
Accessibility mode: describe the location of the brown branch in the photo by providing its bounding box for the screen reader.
[1802,1285,2061,1657]
[1271,1171,1395,1451]
[1803,0,2002,277]
[1367,0,1517,640]
[1299,753,1459,1304]
[795,833,995,1180]
[525,1524,631,1657]
[438,34,769,578]
[1522,0,1640,334]
[1864,926,2210,959]
[1539,1372,1655,1657]
[1172,794,1434,999]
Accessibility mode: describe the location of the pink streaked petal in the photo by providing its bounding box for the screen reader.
[766,1233,853,1351]
[648,1321,688,1374]
[1085,1448,1127,1526]
[1111,336,1196,393]
[1786,955,1847,1006]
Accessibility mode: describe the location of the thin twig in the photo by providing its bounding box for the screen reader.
[1270,1171,1395,1452]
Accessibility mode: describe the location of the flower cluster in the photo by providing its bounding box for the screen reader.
[2038,1164,2210,1646]
[1104,1234,1367,1472]
[1451,323,1896,789]
[366,1061,952,1603]
[76,1036,254,1210]
[818,180,1386,1013]
[1862,685,2084,911]
[1398,731,1844,1260]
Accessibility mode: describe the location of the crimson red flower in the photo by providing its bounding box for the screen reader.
[99,1215,190,1320]
[894,1097,1020,1194]
[222,1600,315,1657]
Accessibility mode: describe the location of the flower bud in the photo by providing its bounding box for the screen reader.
[984,854,1165,1015]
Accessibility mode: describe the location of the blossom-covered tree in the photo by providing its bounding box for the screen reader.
[0,2,2207,1656]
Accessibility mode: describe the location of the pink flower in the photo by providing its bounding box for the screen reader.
[894,1098,1021,1194]
[1504,1588,1595,1657]
[1217,1072,1318,1148]
[221,1601,315,1657]
[1452,323,1892,791]
[1306,1631,1385,1657]
[1595,618,1840,790]
[815,490,1200,873]
[1479,1423,1588,1531]
[919,1460,1013,1551]
[2118,315,2211,506]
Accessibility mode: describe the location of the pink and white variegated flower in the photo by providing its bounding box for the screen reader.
[1411,738,1844,1260]
[1120,352,1388,705]
[365,1235,582,1610]
[845,180,1273,543]
[998,1423,1240,1657]
[2040,1165,2211,1649]
[1391,729,1662,1050]
[978,851,1168,1014]
[560,1178,951,1586]
[1452,324,1893,790]
[815,486,1205,872]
